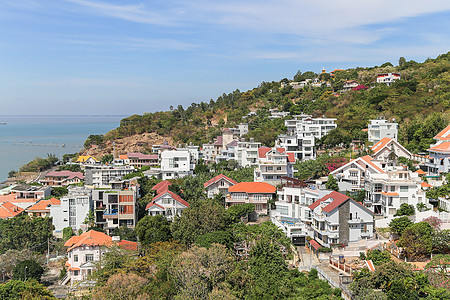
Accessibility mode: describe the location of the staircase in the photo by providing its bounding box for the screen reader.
[60,272,71,285]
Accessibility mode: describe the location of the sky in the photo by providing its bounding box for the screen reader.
[0,0,450,115]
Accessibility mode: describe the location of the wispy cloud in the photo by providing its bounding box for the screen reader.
[64,0,175,26]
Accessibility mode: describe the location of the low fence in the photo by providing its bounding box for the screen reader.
[329,257,357,275]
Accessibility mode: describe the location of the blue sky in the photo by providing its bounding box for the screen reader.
[0,0,450,115]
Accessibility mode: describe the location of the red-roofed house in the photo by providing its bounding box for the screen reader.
[254,147,295,185]
[152,180,172,194]
[227,182,276,215]
[0,202,24,219]
[63,230,138,283]
[146,189,189,221]
[330,155,385,191]
[26,197,60,218]
[377,73,400,86]
[204,174,237,198]
[127,152,158,168]
[41,171,84,187]
[426,125,450,175]
[370,138,411,162]
[308,191,373,247]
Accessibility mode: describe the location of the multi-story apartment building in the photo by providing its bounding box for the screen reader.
[204,174,237,198]
[271,177,333,245]
[202,130,237,162]
[309,191,374,247]
[226,182,276,215]
[254,147,295,185]
[228,123,249,136]
[235,138,261,167]
[276,115,337,161]
[365,166,430,217]
[84,165,136,188]
[92,180,139,234]
[368,119,398,145]
[160,150,194,180]
[50,186,92,233]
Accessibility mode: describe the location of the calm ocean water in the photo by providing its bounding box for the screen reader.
[0,115,126,182]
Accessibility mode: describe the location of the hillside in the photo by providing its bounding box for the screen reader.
[84,52,450,156]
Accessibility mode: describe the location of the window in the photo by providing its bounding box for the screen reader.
[400,197,408,204]
[253,194,263,201]
[349,171,358,177]
[278,206,289,216]
[266,166,273,171]
[400,186,408,192]
[390,186,395,192]
[85,254,94,262]
[349,213,352,220]
[255,204,263,211]
[74,254,78,262]
[276,166,282,171]
[74,270,79,276]
[361,224,367,233]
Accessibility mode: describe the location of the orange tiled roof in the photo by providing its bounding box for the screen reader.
[152,180,172,194]
[258,147,272,158]
[117,240,138,251]
[0,202,24,219]
[360,155,385,173]
[64,230,112,251]
[27,197,60,211]
[381,192,399,197]
[428,142,450,153]
[204,174,237,188]
[415,169,427,175]
[119,154,128,160]
[371,137,392,153]
[421,182,433,188]
[434,124,450,141]
[228,182,276,194]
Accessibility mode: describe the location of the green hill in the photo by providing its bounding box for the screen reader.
[89,51,450,154]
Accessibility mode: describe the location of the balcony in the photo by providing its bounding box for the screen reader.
[103,209,118,219]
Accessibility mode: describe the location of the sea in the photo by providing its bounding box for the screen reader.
[0,115,126,183]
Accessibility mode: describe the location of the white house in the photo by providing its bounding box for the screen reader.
[308,191,374,247]
[426,124,450,175]
[368,119,398,144]
[377,73,401,86]
[370,138,411,162]
[364,166,430,217]
[235,138,261,167]
[226,182,276,215]
[146,189,189,221]
[204,174,237,198]
[254,147,295,185]
[330,155,385,191]
[63,230,137,284]
[50,186,92,234]
[160,150,194,180]
[84,165,136,188]
[271,177,333,245]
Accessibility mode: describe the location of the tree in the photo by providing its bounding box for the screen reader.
[394,203,415,216]
[112,226,137,242]
[92,273,150,300]
[62,227,74,242]
[366,249,391,266]
[171,199,229,245]
[225,203,255,223]
[135,215,172,248]
[389,216,413,236]
[101,154,114,164]
[51,187,68,198]
[326,175,339,191]
[195,230,235,249]
[13,260,44,282]
[398,57,407,69]
[399,222,433,260]
[7,170,16,178]
[0,280,56,299]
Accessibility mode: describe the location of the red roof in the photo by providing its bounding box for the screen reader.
[421,182,433,188]
[360,155,385,173]
[45,171,84,180]
[308,191,350,213]
[204,174,237,188]
[371,137,392,153]
[0,202,24,219]
[228,182,276,194]
[64,230,113,251]
[151,190,189,208]
[258,147,272,158]
[381,192,399,197]
[213,136,223,146]
[415,169,427,175]
[434,124,450,141]
[366,260,376,272]
[309,240,321,250]
[27,197,60,211]
[145,202,165,210]
[152,180,172,194]
[287,153,295,163]
[117,240,138,251]
[428,142,450,153]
